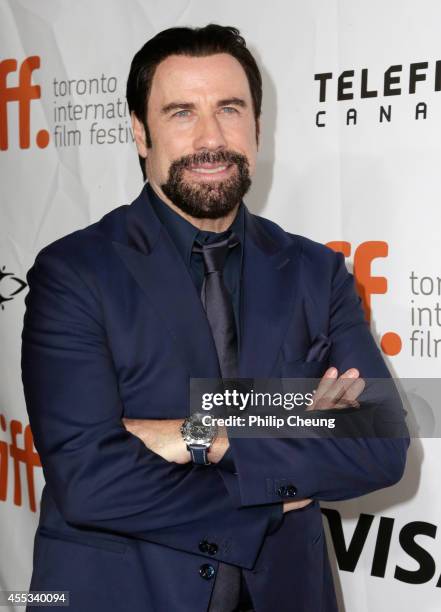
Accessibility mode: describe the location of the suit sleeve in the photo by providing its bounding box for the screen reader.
[224,251,410,506]
[21,248,273,569]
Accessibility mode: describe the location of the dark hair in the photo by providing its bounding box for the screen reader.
[126,24,262,180]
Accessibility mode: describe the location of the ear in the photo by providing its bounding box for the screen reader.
[256,116,261,149]
[131,112,148,158]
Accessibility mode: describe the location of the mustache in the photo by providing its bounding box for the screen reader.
[170,150,249,170]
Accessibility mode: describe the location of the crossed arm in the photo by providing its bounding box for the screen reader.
[21,247,409,567]
[121,365,366,513]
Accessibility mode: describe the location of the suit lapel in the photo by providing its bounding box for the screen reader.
[112,186,221,378]
[238,209,302,378]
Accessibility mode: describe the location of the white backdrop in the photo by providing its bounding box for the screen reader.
[1,1,440,610]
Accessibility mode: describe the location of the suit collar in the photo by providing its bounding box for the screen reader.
[124,183,284,258]
[145,181,246,272]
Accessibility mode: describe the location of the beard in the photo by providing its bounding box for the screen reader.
[160,150,251,219]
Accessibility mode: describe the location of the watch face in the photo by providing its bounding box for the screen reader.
[181,413,217,446]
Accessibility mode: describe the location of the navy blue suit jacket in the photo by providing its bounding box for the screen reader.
[21,185,409,611]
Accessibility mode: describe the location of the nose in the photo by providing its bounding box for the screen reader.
[193,113,227,151]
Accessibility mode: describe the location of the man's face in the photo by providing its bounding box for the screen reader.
[132,53,259,219]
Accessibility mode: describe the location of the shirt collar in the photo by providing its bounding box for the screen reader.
[146,182,245,267]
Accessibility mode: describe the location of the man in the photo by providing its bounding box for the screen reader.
[21,25,409,612]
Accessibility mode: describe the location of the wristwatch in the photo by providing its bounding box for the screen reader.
[180,413,218,465]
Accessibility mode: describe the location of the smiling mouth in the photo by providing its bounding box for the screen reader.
[187,163,233,175]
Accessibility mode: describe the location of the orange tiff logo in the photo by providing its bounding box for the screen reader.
[326,240,402,356]
[0,56,49,150]
[0,413,41,513]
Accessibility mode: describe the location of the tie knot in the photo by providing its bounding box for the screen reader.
[192,231,239,273]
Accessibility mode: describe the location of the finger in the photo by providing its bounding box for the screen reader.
[341,376,365,402]
[324,377,365,410]
[331,373,364,409]
[340,368,359,379]
[327,368,360,400]
[121,418,139,433]
[331,369,360,402]
[313,369,357,409]
[313,367,338,403]
[283,498,313,513]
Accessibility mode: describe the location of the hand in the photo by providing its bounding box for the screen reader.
[284,368,364,511]
[306,367,365,411]
[283,498,313,513]
[122,418,191,464]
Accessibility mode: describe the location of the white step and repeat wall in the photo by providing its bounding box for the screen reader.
[1,1,440,610]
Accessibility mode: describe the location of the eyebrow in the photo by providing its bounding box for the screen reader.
[217,97,247,108]
[160,97,248,115]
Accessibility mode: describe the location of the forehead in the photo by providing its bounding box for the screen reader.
[149,53,252,106]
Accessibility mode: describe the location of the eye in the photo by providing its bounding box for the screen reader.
[220,106,238,114]
[173,109,191,118]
